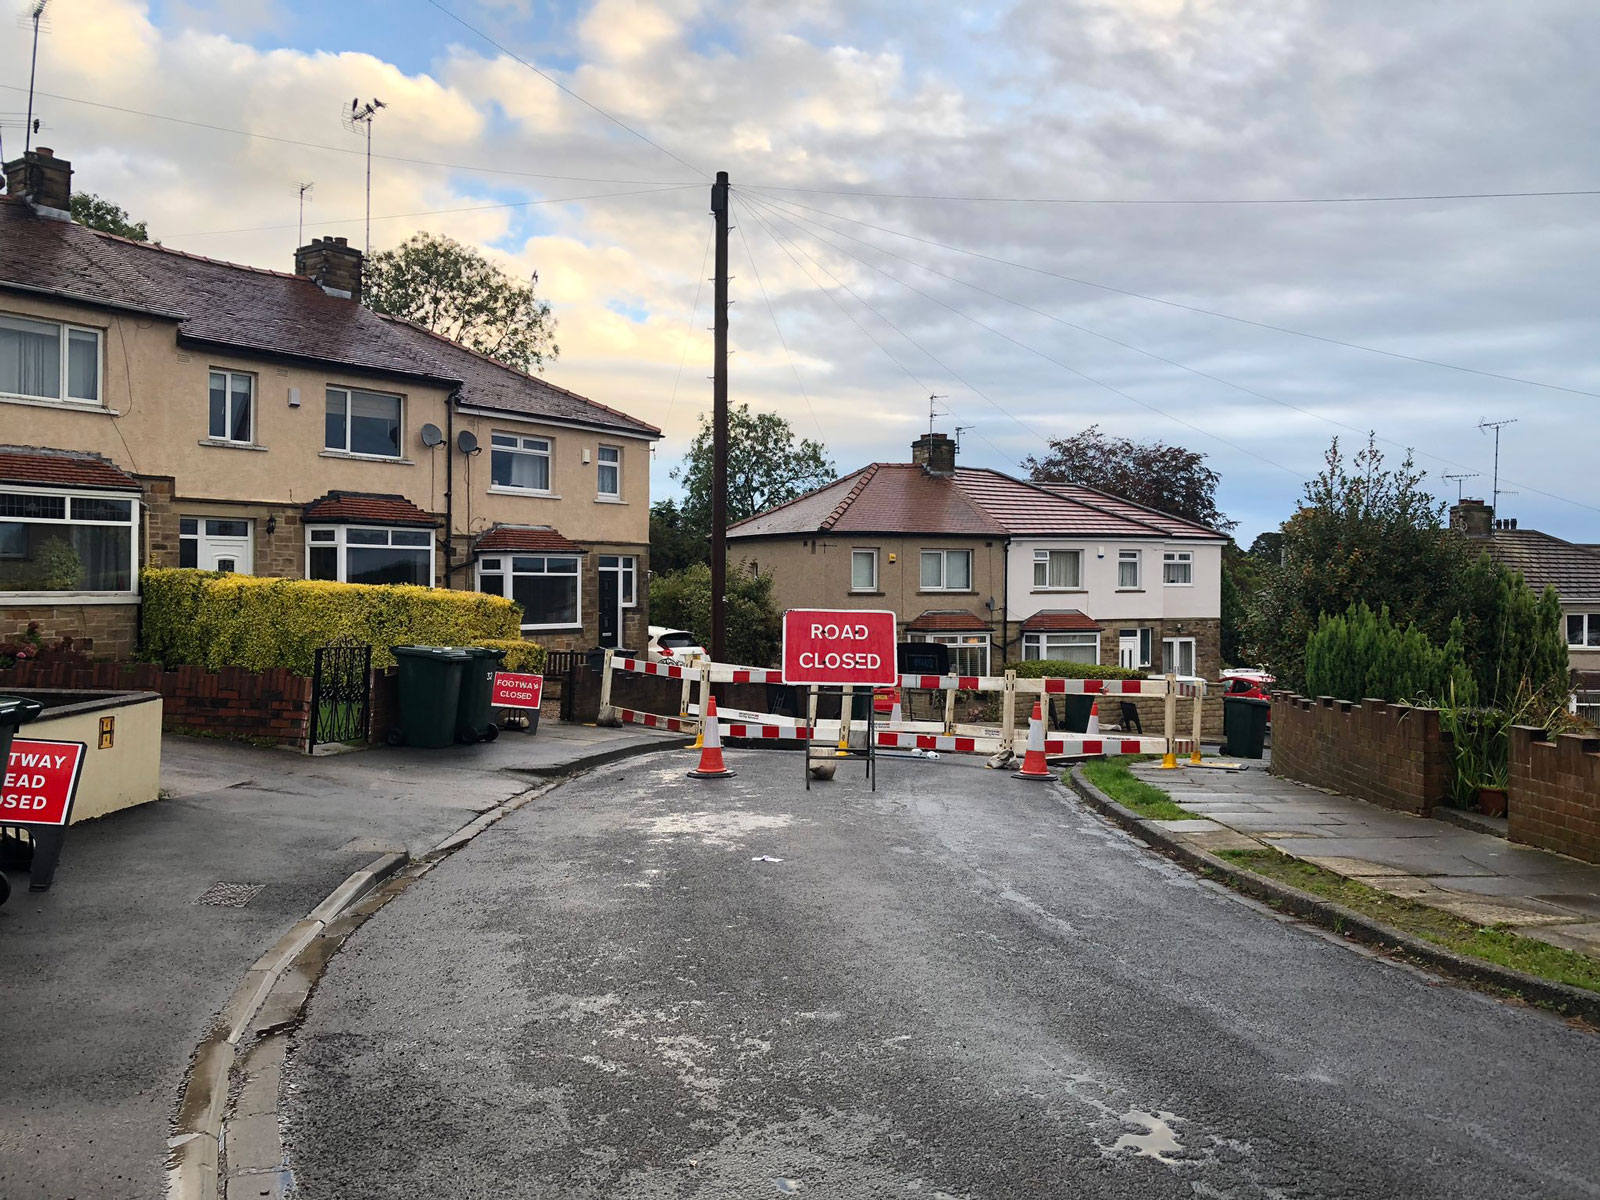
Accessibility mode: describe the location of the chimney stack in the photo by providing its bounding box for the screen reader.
[294,236,363,301]
[911,431,957,477]
[3,147,73,219]
[1450,497,1494,537]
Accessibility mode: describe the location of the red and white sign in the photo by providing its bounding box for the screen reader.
[781,608,898,687]
[491,671,544,709]
[2,738,87,827]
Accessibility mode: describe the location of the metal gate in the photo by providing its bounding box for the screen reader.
[308,638,372,750]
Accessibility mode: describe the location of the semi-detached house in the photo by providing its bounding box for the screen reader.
[0,146,659,657]
[728,432,1226,679]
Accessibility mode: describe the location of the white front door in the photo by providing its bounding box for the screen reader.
[182,517,254,574]
[1118,629,1139,670]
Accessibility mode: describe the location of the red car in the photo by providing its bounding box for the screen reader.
[1221,677,1271,703]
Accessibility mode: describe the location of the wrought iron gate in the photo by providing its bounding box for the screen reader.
[309,638,372,750]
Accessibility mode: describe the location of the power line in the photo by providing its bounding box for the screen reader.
[730,199,825,441]
[663,223,714,430]
[423,0,707,179]
[741,192,1600,403]
[743,181,1600,206]
[0,84,697,187]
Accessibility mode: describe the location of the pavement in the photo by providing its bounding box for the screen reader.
[1130,759,1600,957]
[282,750,1600,1199]
[0,721,678,1200]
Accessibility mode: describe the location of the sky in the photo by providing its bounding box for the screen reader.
[4,0,1599,543]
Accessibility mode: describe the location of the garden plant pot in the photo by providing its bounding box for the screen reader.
[1477,786,1508,817]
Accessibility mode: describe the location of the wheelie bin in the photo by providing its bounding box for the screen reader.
[389,646,469,748]
[1223,695,1271,759]
[0,694,45,907]
[455,646,507,743]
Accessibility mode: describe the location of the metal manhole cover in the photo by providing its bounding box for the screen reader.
[196,882,264,908]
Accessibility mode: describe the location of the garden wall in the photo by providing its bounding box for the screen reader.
[1269,693,1452,816]
[1508,726,1600,863]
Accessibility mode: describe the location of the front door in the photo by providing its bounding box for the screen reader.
[181,517,253,574]
[597,567,620,649]
[1118,629,1139,670]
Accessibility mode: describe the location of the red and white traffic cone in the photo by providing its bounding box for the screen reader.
[1086,700,1101,737]
[1012,700,1054,781]
[687,695,735,779]
[889,687,903,726]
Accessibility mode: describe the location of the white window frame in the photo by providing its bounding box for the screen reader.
[0,483,138,600]
[596,444,621,498]
[850,548,879,592]
[1162,636,1197,678]
[1022,631,1100,664]
[1568,612,1600,649]
[305,524,434,587]
[1163,550,1194,586]
[324,386,404,459]
[179,517,254,573]
[1032,548,1083,590]
[1117,549,1141,590]
[599,553,638,607]
[920,548,973,592]
[207,370,255,444]
[476,553,582,631]
[0,313,102,406]
[909,631,991,676]
[489,432,553,494]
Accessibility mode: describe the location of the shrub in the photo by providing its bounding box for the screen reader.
[649,562,781,667]
[1009,660,1146,681]
[140,568,521,675]
[1303,603,1474,705]
[471,638,547,674]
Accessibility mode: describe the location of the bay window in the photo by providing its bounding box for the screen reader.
[490,432,552,491]
[1033,548,1082,590]
[920,548,972,591]
[478,554,580,629]
[909,631,990,676]
[0,488,136,595]
[325,387,402,458]
[306,525,433,586]
[0,314,100,404]
[1022,631,1099,664]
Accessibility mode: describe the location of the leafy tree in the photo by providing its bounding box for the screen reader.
[672,402,836,535]
[1304,603,1474,705]
[1022,425,1234,532]
[1220,548,1248,667]
[71,193,150,241]
[363,233,557,372]
[649,498,705,575]
[648,561,781,667]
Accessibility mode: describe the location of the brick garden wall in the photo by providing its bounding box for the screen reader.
[1509,726,1600,863]
[1269,693,1452,816]
[1,603,140,659]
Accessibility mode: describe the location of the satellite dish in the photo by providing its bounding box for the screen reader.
[456,430,479,454]
[420,423,443,448]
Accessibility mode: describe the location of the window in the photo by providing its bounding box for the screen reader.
[1033,549,1082,590]
[1568,613,1600,648]
[325,387,402,457]
[478,554,580,629]
[1023,631,1099,664]
[1162,636,1197,677]
[0,314,100,404]
[599,554,637,606]
[851,548,878,592]
[208,371,254,443]
[490,433,551,491]
[920,548,972,591]
[1163,551,1193,586]
[1118,549,1141,589]
[909,631,990,676]
[0,488,136,594]
[1117,627,1153,669]
[305,525,433,586]
[597,445,620,496]
[179,517,253,573]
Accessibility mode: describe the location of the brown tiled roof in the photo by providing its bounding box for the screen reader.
[905,609,991,632]
[474,524,587,554]
[0,197,658,438]
[1471,529,1600,604]
[1021,609,1102,632]
[1032,482,1223,538]
[302,491,436,527]
[958,471,1222,539]
[0,445,141,491]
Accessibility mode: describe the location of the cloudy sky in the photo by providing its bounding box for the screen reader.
[5,0,1599,541]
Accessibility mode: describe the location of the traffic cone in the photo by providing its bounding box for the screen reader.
[890,687,903,726]
[687,695,735,778]
[1012,700,1054,781]
[1086,700,1100,737]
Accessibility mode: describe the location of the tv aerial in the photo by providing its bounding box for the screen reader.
[21,0,51,157]
[341,96,386,256]
[1442,472,1480,502]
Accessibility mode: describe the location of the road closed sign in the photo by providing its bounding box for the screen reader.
[2,738,87,827]
[781,609,898,687]
[491,671,544,710]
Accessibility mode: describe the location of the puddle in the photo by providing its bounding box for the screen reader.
[1104,1109,1184,1163]
[775,1179,802,1193]
[641,810,794,847]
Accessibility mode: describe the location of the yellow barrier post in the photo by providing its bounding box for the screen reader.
[1160,672,1178,769]
[943,678,958,735]
[679,670,693,720]
[690,665,709,749]
[837,684,854,756]
[1190,688,1204,764]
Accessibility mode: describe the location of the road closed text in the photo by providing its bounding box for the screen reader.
[782,609,899,687]
[795,624,886,673]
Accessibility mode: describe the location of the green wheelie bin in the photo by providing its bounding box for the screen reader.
[1223,695,1271,759]
[0,694,45,907]
[389,646,469,748]
[455,646,507,744]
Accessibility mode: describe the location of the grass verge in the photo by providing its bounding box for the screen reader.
[1220,847,1600,996]
[1080,758,1196,821]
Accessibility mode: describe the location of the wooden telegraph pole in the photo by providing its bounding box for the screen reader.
[710,171,730,662]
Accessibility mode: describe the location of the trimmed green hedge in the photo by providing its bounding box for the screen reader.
[1009,660,1146,680]
[140,569,523,675]
[471,638,547,674]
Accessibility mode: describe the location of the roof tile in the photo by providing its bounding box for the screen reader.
[0,445,141,491]
[302,491,436,527]
[905,609,992,632]
[1475,529,1600,603]
[474,524,587,554]
[1020,609,1102,633]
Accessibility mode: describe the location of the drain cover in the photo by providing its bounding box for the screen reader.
[196,882,264,907]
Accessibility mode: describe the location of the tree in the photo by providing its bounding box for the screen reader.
[671,402,836,536]
[649,498,705,575]
[1022,425,1235,532]
[363,233,557,373]
[649,562,782,667]
[71,193,150,242]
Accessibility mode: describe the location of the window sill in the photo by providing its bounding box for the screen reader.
[319,450,413,465]
[488,485,560,499]
[198,438,268,452]
[0,394,114,414]
[1162,582,1195,588]
[521,623,583,632]
[917,589,977,596]
[594,495,626,504]
[1030,588,1087,594]
[0,591,139,604]
[849,590,885,596]
[1114,587,1145,593]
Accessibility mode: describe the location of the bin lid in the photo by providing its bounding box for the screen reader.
[0,694,45,723]
[462,646,508,661]
[1223,695,1272,708]
[390,645,472,659]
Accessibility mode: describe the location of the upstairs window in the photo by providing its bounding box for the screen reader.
[920,548,972,591]
[1163,550,1193,585]
[1033,548,1082,589]
[1568,613,1600,648]
[0,314,100,404]
[597,445,621,496]
[208,371,254,443]
[1117,549,1141,589]
[325,387,402,458]
[490,433,551,491]
[851,548,878,592]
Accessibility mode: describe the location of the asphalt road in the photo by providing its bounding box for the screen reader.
[283,752,1600,1199]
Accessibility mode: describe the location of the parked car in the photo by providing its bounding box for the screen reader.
[646,625,708,663]
[1220,676,1272,702]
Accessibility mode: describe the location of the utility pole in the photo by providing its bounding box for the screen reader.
[710,170,730,662]
[1478,418,1517,515]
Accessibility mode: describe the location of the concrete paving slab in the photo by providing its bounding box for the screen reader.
[1263,837,1502,876]
[1363,875,1450,899]
[1150,818,1225,833]
[1298,856,1413,878]
[1425,897,1584,928]
[1522,922,1600,956]
[223,1111,283,1175]
[1177,829,1260,853]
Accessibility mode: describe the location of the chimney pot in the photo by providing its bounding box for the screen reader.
[911,432,957,476]
[1449,498,1494,537]
[3,146,73,218]
[294,236,364,301]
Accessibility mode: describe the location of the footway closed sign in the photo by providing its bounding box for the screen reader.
[2,738,87,827]
[781,608,898,687]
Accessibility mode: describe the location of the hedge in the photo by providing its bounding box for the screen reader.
[140,569,523,675]
[1009,660,1146,680]
[470,639,547,674]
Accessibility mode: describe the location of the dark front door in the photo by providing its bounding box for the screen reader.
[597,569,620,649]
